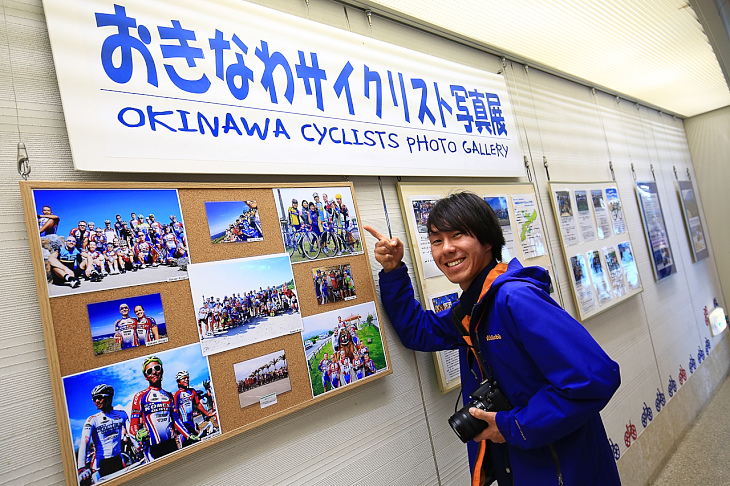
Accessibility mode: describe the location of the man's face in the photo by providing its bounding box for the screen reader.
[429,228,492,291]
[119,304,130,317]
[323,353,328,360]
[134,306,145,319]
[144,362,163,385]
[92,393,111,411]
[116,215,122,221]
[42,206,52,215]
[78,222,86,231]
[88,222,95,230]
[66,237,77,249]
[88,241,97,252]
[178,376,189,388]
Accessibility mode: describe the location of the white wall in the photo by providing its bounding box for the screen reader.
[0,1,727,485]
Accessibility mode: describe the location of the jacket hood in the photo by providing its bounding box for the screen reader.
[486,258,551,299]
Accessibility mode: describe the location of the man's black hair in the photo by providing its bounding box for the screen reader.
[426,191,506,262]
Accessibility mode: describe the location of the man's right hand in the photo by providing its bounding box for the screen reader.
[363,225,404,272]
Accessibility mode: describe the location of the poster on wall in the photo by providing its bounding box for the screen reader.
[43,0,523,177]
[407,196,442,279]
[605,187,626,235]
[590,189,613,239]
[636,181,677,281]
[569,254,597,314]
[512,193,546,259]
[676,181,709,262]
[574,190,597,242]
[484,195,518,261]
[428,290,461,385]
[553,189,580,246]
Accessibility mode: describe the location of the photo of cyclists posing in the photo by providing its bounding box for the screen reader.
[187,253,303,356]
[204,200,263,243]
[32,189,189,298]
[429,291,459,313]
[301,302,387,397]
[312,264,357,305]
[273,186,362,263]
[62,344,219,486]
[234,350,290,409]
[88,293,169,356]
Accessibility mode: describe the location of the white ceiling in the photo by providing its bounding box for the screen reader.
[356,0,730,118]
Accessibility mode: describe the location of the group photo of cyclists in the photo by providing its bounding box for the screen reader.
[429,291,458,313]
[88,293,169,356]
[273,186,362,263]
[62,344,219,486]
[300,302,387,397]
[312,264,357,305]
[204,200,263,243]
[234,350,290,408]
[411,198,435,233]
[33,188,189,298]
[187,253,303,356]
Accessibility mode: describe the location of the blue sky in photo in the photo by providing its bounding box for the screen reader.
[87,293,165,338]
[204,200,256,238]
[62,344,211,450]
[32,189,184,235]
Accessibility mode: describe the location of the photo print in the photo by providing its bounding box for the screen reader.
[412,198,435,234]
[429,291,459,313]
[590,189,613,239]
[62,344,219,486]
[302,301,387,397]
[32,189,188,298]
[570,253,597,314]
[273,186,362,263]
[553,189,579,246]
[586,250,613,305]
[605,187,626,235]
[234,349,290,409]
[484,195,517,261]
[187,253,303,356]
[204,200,263,243]
[88,293,169,356]
[408,196,442,278]
[312,263,357,305]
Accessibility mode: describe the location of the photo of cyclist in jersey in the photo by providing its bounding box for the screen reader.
[130,356,190,461]
[301,301,388,397]
[63,345,216,483]
[32,188,188,298]
[88,293,168,356]
[173,371,218,447]
[273,186,363,264]
[76,384,137,485]
[312,264,357,305]
[204,200,263,244]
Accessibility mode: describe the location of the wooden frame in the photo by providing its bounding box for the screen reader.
[22,181,392,486]
[396,182,554,393]
[549,181,643,321]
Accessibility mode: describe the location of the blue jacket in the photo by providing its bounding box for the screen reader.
[379,259,621,486]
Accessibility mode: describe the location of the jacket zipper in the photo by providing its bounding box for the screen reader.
[549,443,564,486]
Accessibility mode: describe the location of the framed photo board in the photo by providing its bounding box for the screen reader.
[397,182,554,393]
[635,181,678,281]
[23,181,391,486]
[676,180,709,263]
[549,182,643,321]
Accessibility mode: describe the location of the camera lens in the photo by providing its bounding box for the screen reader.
[448,404,488,443]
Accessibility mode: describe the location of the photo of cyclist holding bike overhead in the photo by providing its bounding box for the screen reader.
[273,186,362,263]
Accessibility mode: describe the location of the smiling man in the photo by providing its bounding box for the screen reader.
[364,191,621,486]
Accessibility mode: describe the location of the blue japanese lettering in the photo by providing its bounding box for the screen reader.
[158,20,211,93]
[296,51,327,111]
[364,65,382,118]
[255,41,294,104]
[487,93,507,136]
[95,5,158,86]
[333,62,355,115]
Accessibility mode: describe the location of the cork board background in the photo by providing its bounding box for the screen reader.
[21,181,392,486]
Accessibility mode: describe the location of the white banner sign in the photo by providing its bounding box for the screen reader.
[44,0,523,176]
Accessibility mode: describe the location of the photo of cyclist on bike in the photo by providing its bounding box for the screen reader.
[274,187,362,263]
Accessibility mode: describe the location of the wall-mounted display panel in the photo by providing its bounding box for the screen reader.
[675,180,709,263]
[635,181,678,281]
[22,181,391,486]
[549,182,643,321]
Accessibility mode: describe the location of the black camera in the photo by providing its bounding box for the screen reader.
[448,379,512,443]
